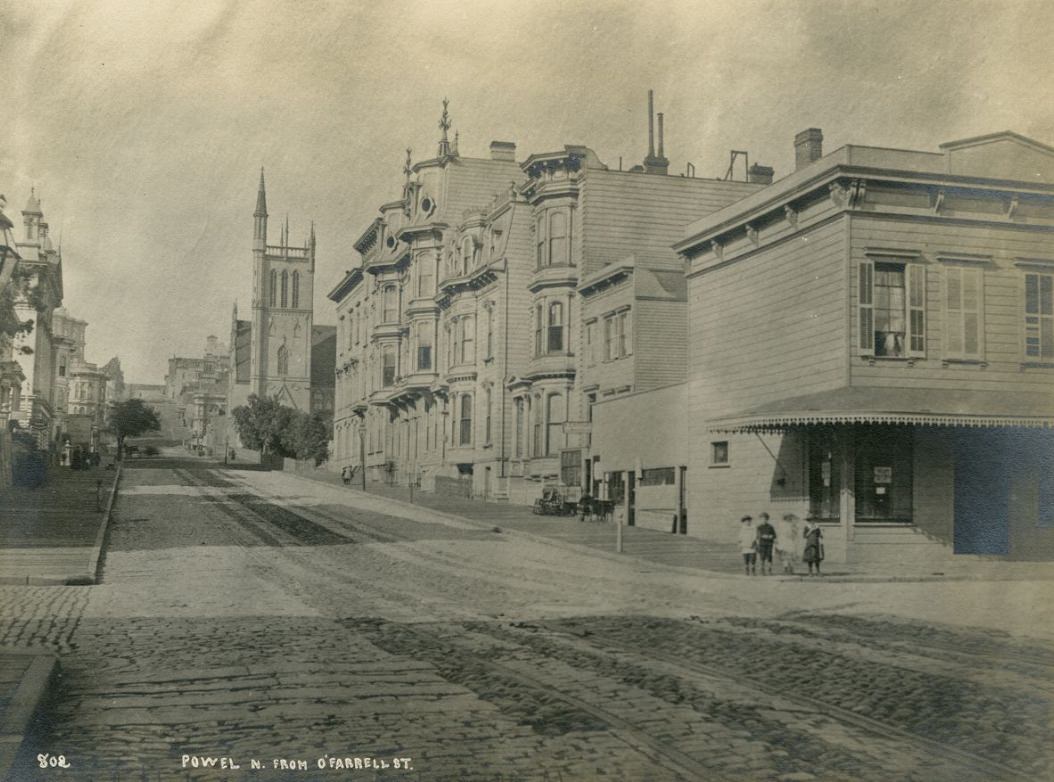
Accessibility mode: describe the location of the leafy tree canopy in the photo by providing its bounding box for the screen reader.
[108,398,161,452]
[232,394,329,464]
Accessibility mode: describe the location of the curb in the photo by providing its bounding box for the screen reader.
[265,470,743,582]
[266,471,1037,585]
[87,464,122,585]
[0,650,58,781]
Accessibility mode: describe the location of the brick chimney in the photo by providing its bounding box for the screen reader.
[748,164,774,185]
[794,128,823,170]
[489,141,516,162]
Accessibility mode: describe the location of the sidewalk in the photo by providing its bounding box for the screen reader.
[0,463,120,585]
[285,472,1054,582]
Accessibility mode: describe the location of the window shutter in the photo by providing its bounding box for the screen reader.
[907,263,926,357]
[945,267,964,357]
[858,261,874,354]
[961,267,982,358]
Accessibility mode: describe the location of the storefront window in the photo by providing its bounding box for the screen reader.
[854,427,913,522]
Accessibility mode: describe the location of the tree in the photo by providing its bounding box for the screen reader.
[231,395,329,464]
[231,394,290,455]
[282,410,329,465]
[108,398,161,457]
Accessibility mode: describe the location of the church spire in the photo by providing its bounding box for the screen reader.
[253,168,268,248]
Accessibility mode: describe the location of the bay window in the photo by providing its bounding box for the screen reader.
[549,211,568,265]
[459,393,473,446]
[546,393,566,455]
[548,302,564,353]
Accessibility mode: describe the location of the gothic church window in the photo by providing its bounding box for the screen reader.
[277,344,289,376]
[281,271,289,308]
[270,270,277,306]
[292,271,300,308]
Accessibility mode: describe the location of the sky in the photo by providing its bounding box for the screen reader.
[1,0,1052,383]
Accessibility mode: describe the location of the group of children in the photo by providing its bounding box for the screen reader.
[738,512,825,576]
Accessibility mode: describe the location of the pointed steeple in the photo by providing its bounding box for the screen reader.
[253,169,268,248]
[254,169,267,217]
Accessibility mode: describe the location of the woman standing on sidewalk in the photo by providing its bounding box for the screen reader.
[802,516,824,576]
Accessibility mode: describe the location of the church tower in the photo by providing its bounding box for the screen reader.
[249,170,316,410]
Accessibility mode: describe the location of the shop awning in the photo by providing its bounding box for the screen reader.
[709,386,1054,432]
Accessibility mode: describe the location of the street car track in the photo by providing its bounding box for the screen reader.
[523,620,1034,782]
[352,621,728,782]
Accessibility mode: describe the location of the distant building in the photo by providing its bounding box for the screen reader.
[51,307,87,446]
[11,189,63,449]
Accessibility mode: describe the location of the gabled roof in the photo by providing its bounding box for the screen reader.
[939,130,1054,155]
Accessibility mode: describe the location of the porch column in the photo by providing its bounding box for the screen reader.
[839,427,855,541]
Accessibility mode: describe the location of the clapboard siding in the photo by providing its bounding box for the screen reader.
[688,218,848,416]
[580,171,759,276]
[848,214,1054,390]
[581,283,635,393]
[635,299,687,390]
[689,431,809,544]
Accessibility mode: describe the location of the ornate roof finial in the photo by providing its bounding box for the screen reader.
[438,98,452,157]
[453,130,459,156]
[403,148,413,186]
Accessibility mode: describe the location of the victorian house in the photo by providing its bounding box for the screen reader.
[330,103,525,497]
[331,95,764,505]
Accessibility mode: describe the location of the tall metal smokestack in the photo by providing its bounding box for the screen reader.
[647,90,655,159]
[643,90,670,176]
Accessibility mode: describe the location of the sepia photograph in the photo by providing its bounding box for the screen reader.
[0,0,1052,779]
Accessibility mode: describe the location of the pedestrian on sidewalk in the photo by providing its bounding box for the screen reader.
[803,515,825,576]
[738,515,757,575]
[776,513,801,574]
[755,512,777,575]
[341,465,352,486]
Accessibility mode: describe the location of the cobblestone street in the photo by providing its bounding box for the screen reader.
[3,461,1052,781]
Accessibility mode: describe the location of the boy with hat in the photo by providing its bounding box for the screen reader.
[755,512,777,576]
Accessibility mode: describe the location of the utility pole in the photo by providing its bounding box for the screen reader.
[359,423,366,491]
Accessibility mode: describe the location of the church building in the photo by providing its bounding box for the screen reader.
[227,171,334,452]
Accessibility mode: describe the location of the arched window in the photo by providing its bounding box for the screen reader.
[281,271,289,308]
[549,210,568,266]
[382,347,396,387]
[269,270,277,306]
[462,237,474,274]
[277,344,289,376]
[459,393,473,446]
[548,302,564,353]
[292,271,300,308]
